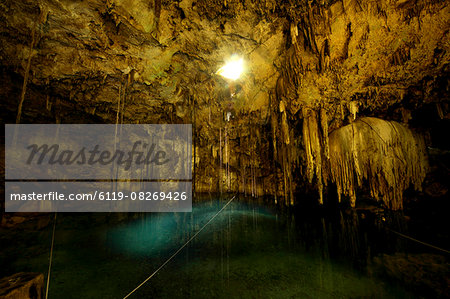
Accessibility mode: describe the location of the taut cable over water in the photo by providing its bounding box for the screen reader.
[123,195,237,299]
[45,212,57,299]
[385,227,450,255]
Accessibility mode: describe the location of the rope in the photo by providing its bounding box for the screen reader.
[123,195,236,299]
[15,14,37,125]
[386,227,450,254]
[45,212,57,299]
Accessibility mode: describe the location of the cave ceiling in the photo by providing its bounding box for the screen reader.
[1,0,447,126]
[1,0,286,125]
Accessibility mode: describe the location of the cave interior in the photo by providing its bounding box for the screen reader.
[0,0,449,298]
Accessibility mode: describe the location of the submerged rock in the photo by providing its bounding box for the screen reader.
[0,272,44,299]
[372,253,450,298]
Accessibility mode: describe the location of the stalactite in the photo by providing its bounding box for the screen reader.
[113,79,126,192]
[319,39,330,73]
[242,160,246,196]
[348,101,359,121]
[225,125,230,190]
[302,108,324,204]
[111,83,121,192]
[328,117,428,210]
[115,84,122,129]
[320,107,329,160]
[192,95,197,193]
[271,106,278,159]
[251,155,255,197]
[120,74,128,125]
[45,95,51,111]
[280,100,290,145]
[251,127,255,197]
[219,127,223,194]
[281,145,294,205]
[436,103,444,119]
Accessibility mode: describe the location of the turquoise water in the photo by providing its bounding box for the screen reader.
[0,196,427,298]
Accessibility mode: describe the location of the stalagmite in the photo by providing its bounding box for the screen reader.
[328,117,428,210]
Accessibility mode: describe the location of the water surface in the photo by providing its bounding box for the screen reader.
[3,195,444,298]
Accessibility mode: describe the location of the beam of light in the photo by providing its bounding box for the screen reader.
[216,55,244,80]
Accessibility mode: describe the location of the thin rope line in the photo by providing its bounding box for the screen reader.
[45,212,57,299]
[386,227,450,254]
[123,195,236,299]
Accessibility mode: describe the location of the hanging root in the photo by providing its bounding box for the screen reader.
[328,117,428,210]
[16,19,37,124]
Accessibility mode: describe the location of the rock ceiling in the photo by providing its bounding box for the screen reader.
[1,0,286,123]
[2,0,446,123]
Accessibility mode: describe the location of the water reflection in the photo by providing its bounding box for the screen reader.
[2,195,446,298]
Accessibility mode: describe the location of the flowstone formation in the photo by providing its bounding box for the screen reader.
[328,117,428,210]
[0,0,448,209]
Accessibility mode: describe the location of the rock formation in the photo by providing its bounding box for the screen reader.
[0,272,44,299]
[328,117,428,210]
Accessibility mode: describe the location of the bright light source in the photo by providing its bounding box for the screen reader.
[216,55,244,81]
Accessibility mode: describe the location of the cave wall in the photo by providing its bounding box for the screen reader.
[0,0,448,208]
[272,0,449,206]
